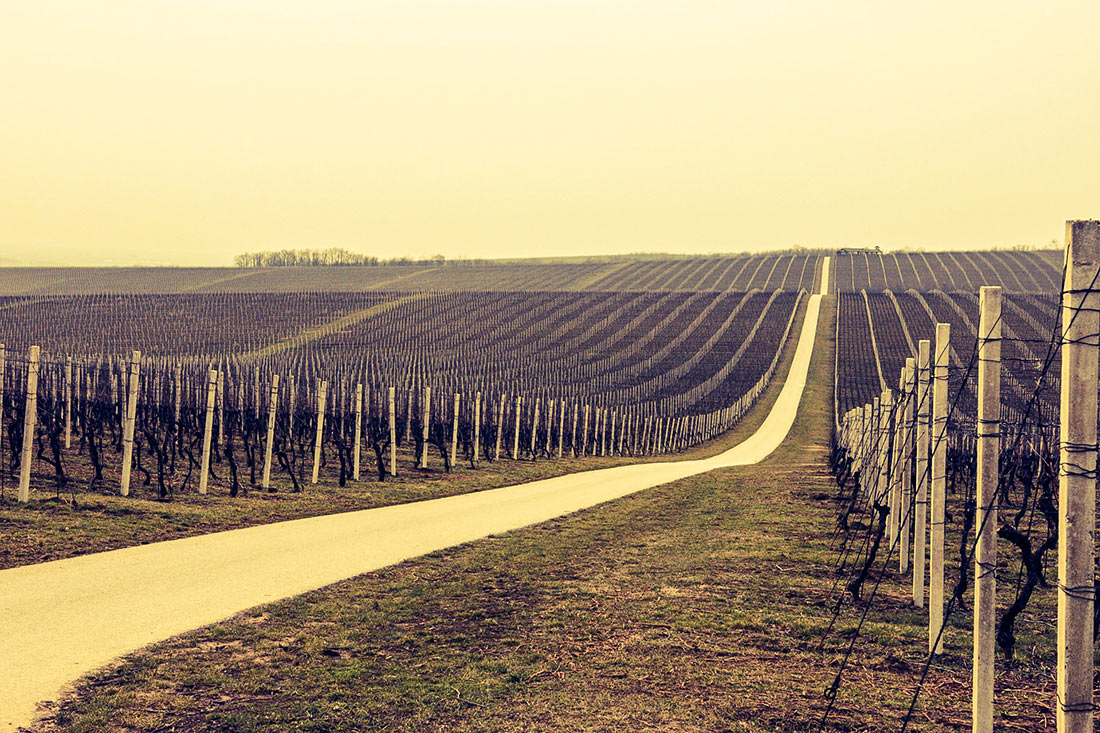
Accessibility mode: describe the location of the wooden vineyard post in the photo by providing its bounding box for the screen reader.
[591,407,599,456]
[557,400,565,458]
[603,408,611,455]
[472,391,482,467]
[570,402,578,457]
[353,382,363,481]
[900,358,915,575]
[418,386,431,469]
[64,356,73,449]
[544,398,554,456]
[494,397,504,462]
[511,395,522,460]
[529,397,539,458]
[173,364,182,434]
[403,389,413,445]
[449,392,460,471]
[216,368,224,448]
[1057,221,1100,733]
[312,380,328,484]
[198,369,218,495]
[581,405,590,457]
[18,345,40,503]
[262,374,279,490]
[288,374,297,437]
[930,323,950,655]
[252,369,261,421]
[973,285,1001,733]
[119,349,141,497]
[387,387,397,476]
[913,339,931,608]
[608,411,616,456]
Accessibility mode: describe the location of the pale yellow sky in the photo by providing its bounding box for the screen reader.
[2,1,1098,265]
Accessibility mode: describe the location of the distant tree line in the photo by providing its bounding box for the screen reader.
[234,249,475,267]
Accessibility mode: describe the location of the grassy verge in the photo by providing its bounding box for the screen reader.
[36,296,1059,731]
[1,300,810,571]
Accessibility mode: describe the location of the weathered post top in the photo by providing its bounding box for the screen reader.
[1066,220,1100,261]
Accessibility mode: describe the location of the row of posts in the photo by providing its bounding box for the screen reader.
[836,220,1099,733]
[10,359,756,501]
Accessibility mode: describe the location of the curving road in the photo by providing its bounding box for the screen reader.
[0,266,827,729]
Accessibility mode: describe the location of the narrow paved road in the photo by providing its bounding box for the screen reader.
[1,268,827,730]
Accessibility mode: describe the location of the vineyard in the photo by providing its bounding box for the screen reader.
[7,238,1100,730]
[830,249,1061,293]
[827,225,1100,730]
[0,287,804,506]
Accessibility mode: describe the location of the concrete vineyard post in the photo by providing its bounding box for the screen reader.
[913,340,930,607]
[1057,221,1100,733]
[198,369,218,495]
[388,387,397,476]
[64,357,72,449]
[900,358,915,575]
[449,392,460,470]
[419,386,431,469]
[889,377,903,543]
[311,380,328,484]
[973,285,1001,733]
[473,391,482,467]
[119,349,141,497]
[262,374,279,489]
[18,345,40,503]
[860,403,872,499]
[511,395,522,460]
[930,323,950,655]
[876,390,892,507]
[353,382,363,481]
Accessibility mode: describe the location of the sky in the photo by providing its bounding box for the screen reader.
[2,1,1098,266]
